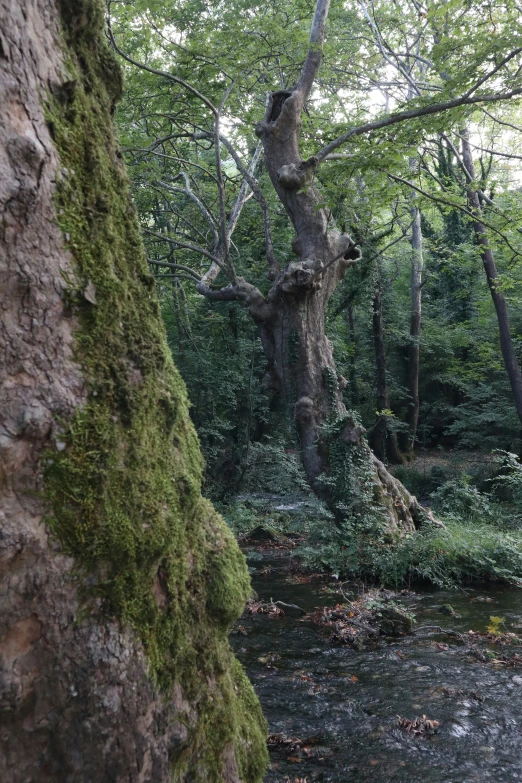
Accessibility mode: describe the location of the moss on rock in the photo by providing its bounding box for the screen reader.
[41,1,267,779]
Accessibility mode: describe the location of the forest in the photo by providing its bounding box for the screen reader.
[111,0,522,583]
[2,0,522,781]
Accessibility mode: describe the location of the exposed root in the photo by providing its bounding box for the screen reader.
[373,455,445,531]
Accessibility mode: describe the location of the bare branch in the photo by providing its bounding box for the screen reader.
[227,142,262,236]
[199,261,222,287]
[214,83,236,280]
[295,0,331,101]
[357,0,421,97]
[218,135,279,274]
[106,5,218,115]
[157,177,219,244]
[315,86,522,162]
[195,282,242,300]
[143,228,233,276]
[135,149,219,182]
[146,258,202,280]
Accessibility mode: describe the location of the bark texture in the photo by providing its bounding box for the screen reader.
[0,2,266,781]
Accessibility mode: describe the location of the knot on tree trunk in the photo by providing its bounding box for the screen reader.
[281,259,323,292]
[341,417,366,445]
[295,396,316,424]
[338,232,362,265]
[277,157,318,191]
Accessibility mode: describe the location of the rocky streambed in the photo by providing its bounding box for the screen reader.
[231,541,522,783]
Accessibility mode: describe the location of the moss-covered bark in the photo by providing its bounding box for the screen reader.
[0,0,266,780]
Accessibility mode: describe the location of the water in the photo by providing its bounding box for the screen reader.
[231,552,522,782]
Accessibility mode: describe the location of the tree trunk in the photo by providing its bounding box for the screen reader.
[191,2,442,534]
[371,282,388,462]
[460,129,522,428]
[406,203,423,450]
[346,305,359,406]
[0,2,266,781]
[370,283,405,464]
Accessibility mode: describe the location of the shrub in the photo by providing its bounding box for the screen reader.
[430,474,493,520]
[299,517,522,588]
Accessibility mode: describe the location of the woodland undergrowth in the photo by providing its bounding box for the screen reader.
[223,450,522,589]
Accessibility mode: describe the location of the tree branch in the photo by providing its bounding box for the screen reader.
[157,175,219,242]
[462,46,522,100]
[143,228,233,276]
[385,171,522,258]
[214,83,236,280]
[146,258,202,280]
[315,86,522,162]
[217,135,279,275]
[295,0,331,102]
[106,5,218,115]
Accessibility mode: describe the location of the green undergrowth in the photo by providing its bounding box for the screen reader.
[41,1,267,779]
[225,448,522,590]
[299,517,522,588]
[300,465,522,588]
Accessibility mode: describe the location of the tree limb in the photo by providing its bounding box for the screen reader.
[295,0,331,102]
[146,258,202,280]
[315,86,522,162]
[106,5,218,115]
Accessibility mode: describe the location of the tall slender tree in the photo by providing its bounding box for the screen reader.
[460,128,522,428]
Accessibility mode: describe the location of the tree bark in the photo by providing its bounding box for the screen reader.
[460,128,522,428]
[0,2,266,781]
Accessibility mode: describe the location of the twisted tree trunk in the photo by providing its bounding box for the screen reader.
[0,1,266,781]
[247,35,438,533]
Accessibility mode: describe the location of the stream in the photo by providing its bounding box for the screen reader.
[230,547,522,783]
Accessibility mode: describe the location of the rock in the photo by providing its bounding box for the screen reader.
[246,526,284,542]
[439,604,459,617]
[375,606,413,635]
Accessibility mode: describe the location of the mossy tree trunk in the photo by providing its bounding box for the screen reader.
[0,1,266,781]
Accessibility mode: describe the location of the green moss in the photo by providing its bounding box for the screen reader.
[318,412,390,533]
[41,1,267,779]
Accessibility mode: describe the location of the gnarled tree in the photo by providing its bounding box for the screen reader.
[110,0,522,536]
